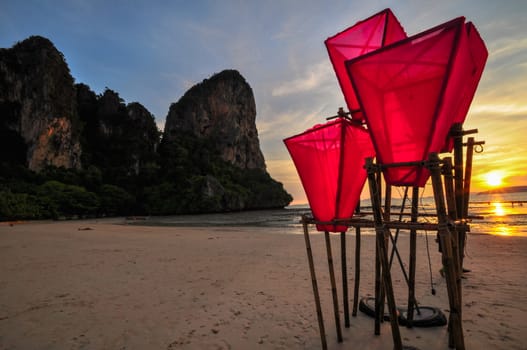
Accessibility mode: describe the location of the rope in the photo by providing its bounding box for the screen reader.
[424,228,436,295]
[419,185,436,295]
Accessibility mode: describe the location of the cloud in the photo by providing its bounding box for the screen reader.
[470,103,527,116]
[271,61,333,97]
[488,37,527,61]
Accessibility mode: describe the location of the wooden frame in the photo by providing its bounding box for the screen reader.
[300,124,482,349]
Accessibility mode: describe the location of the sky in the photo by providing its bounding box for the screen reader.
[2,0,526,204]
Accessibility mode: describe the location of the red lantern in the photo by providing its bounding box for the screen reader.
[284,118,375,232]
[345,17,487,186]
[442,22,488,152]
[325,9,407,121]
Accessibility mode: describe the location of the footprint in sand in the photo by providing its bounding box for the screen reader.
[206,339,231,350]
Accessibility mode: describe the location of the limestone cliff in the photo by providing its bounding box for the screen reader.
[159,70,292,211]
[163,70,265,170]
[0,36,81,170]
[0,37,292,216]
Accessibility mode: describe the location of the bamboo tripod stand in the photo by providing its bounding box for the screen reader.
[300,125,483,349]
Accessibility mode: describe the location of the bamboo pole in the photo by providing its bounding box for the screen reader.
[325,231,343,343]
[453,123,466,272]
[302,218,327,350]
[304,216,468,232]
[428,153,465,350]
[461,137,475,271]
[374,239,381,335]
[385,188,419,313]
[444,157,458,220]
[352,202,361,317]
[366,158,402,349]
[463,137,475,218]
[378,183,392,326]
[384,184,392,221]
[374,169,382,335]
[443,158,462,278]
[357,211,482,219]
[444,157,464,348]
[436,156,456,348]
[407,186,419,327]
[389,186,409,267]
[341,231,350,328]
[387,187,420,309]
[453,123,465,216]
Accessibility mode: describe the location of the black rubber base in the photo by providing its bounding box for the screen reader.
[359,296,447,328]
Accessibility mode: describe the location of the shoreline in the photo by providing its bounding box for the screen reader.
[1,220,526,349]
[4,216,527,238]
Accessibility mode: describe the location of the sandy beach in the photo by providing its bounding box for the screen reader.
[0,218,526,349]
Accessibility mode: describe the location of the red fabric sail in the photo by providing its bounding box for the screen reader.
[345,17,488,186]
[325,8,407,121]
[284,118,375,232]
[442,22,488,151]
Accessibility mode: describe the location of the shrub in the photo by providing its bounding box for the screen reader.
[0,190,43,220]
[38,180,99,218]
[98,184,135,216]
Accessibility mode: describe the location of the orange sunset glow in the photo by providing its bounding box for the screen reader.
[484,170,506,188]
[266,6,527,205]
[273,87,527,204]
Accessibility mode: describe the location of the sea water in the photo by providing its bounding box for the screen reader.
[286,191,527,237]
[134,191,527,237]
[466,191,527,237]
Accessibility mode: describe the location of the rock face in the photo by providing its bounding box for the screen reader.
[0,36,81,170]
[163,70,265,170]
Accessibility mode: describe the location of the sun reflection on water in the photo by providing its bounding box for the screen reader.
[470,199,527,237]
[489,203,518,236]
[493,202,506,216]
[490,224,519,237]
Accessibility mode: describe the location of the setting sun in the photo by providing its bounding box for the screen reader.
[484,170,505,187]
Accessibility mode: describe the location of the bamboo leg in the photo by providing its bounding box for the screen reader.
[374,172,383,335]
[302,219,327,350]
[389,187,409,267]
[386,187,419,315]
[453,124,465,270]
[388,235,411,288]
[444,158,463,285]
[461,137,475,269]
[453,124,464,218]
[444,157,458,220]
[378,184,392,324]
[353,226,361,317]
[325,231,343,343]
[463,137,475,218]
[407,186,419,327]
[352,202,361,317]
[384,184,392,221]
[366,158,402,349]
[374,239,382,334]
[443,159,462,278]
[429,153,465,350]
[341,232,350,328]
[385,186,419,314]
[378,228,402,348]
[443,157,464,348]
